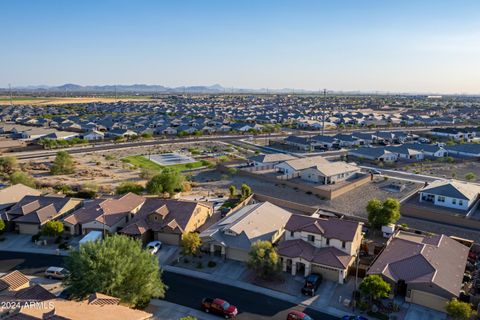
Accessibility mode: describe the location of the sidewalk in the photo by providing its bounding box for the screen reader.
[163,265,352,319]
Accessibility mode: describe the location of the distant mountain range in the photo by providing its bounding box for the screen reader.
[3,83,328,94]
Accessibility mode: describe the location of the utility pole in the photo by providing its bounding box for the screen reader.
[8,83,12,106]
[322,89,327,136]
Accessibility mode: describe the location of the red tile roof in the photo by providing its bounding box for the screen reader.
[285,214,360,242]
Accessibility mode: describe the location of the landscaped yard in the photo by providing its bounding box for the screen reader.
[122,155,206,171]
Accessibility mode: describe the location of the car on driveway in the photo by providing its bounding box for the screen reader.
[201,297,238,318]
[45,267,69,280]
[301,273,322,296]
[368,169,382,175]
[146,241,162,254]
[287,310,313,320]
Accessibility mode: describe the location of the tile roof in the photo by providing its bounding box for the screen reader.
[87,292,120,306]
[368,231,469,297]
[420,179,480,201]
[0,270,29,291]
[121,198,211,235]
[285,214,360,242]
[278,239,353,269]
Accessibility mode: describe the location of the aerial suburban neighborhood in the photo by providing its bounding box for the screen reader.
[1,1,480,320]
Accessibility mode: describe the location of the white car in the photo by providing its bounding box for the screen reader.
[146,241,162,254]
[45,267,69,280]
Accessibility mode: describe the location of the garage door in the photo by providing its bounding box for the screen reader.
[410,290,447,312]
[17,223,40,235]
[155,233,180,245]
[227,248,249,262]
[311,264,340,282]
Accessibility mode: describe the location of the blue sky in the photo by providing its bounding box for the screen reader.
[1,0,480,93]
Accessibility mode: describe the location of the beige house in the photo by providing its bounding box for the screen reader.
[278,214,363,283]
[368,230,469,312]
[200,201,292,262]
[63,193,146,235]
[6,195,81,234]
[121,198,213,245]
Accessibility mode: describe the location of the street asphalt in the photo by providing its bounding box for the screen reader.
[0,251,339,320]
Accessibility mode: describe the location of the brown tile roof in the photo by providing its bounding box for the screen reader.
[14,204,58,224]
[14,284,56,301]
[278,239,353,269]
[0,184,41,211]
[7,196,75,225]
[121,198,211,236]
[64,193,145,227]
[87,292,120,306]
[285,214,360,242]
[13,299,152,320]
[0,270,29,291]
[368,231,469,297]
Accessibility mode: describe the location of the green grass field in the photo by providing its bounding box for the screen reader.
[122,155,205,171]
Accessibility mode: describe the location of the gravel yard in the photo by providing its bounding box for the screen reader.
[397,159,480,182]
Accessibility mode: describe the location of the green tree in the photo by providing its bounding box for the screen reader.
[139,168,157,180]
[359,275,391,304]
[465,172,477,181]
[229,185,237,198]
[0,219,5,234]
[9,171,36,188]
[180,232,202,256]
[115,182,144,195]
[241,183,252,199]
[50,151,75,175]
[146,168,184,196]
[367,198,401,229]
[247,240,280,280]
[64,234,166,307]
[0,156,18,174]
[446,299,473,320]
[42,220,64,237]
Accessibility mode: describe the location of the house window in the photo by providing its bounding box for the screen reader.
[459,200,463,206]
[307,235,315,242]
[437,196,445,203]
[290,231,294,237]
[326,238,330,245]
[342,241,346,248]
[452,199,457,205]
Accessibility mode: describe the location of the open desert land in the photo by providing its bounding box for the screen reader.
[17,141,244,193]
[0,95,152,106]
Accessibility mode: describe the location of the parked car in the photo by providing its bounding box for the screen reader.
[201,297,238,318]
[45,267,69,280]
[342,316,367,320]
[287,310,313,320]
[368,169,381,175]
[301,273,322,296]
[146,241,162,254]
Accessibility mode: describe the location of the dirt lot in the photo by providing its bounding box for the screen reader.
[397,160,480,182]
[0,96,150,106]
[20,141,242,191]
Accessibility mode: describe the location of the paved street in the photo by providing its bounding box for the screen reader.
[0,251,339,320]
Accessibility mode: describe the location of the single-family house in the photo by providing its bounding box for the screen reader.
[83,130,105,141]
[63,193,145,235]
[348,147,398,162]
[121,198,213,245]
[200,201,292,262]
[419,179,480,211]
[299,161,360,185]
[368,230,469,312]
[284,135,312,151]
[6,195,82,234]
[274,155,329,175]
[278,214,362,283]
[247,153,297,168]
[385,145,425,161]
[444,144,480,158]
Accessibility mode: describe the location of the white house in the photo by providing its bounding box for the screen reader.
[83,130,105,141]
[299,161,360,185]
[419,180,480,211]
[274,155,329,175]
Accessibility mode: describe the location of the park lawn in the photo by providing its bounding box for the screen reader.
[122,155,204,171]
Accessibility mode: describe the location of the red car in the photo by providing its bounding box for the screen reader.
[201,297,238,318]
[287,310,313,320]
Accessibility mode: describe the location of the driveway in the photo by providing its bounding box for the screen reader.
[157,245,179,266]
[212,259,247,280]
[404,304,446,320]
